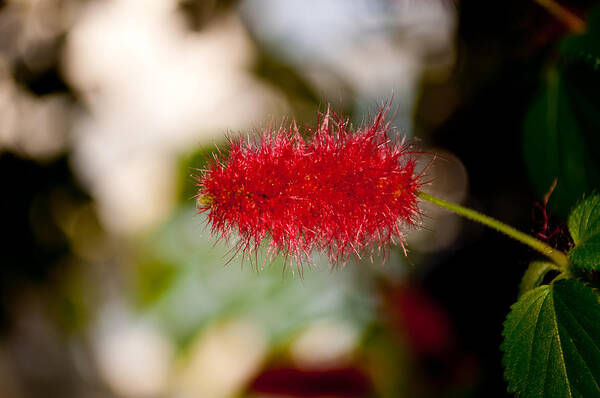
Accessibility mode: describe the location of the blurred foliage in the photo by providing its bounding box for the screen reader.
[523,7,600,217]
[253,54,320,109]
[560,7,600,69]
[135,257,178,308]
[133,206,377,349]
[177,145,222,204]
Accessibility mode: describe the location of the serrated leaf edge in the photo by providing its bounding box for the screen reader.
[502,280,600,397]
[569,193,600,245]
[502,287,549,394]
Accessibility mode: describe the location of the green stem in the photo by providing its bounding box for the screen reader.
[417,191,569,269]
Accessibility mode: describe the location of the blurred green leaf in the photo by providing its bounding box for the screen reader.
[560,7,600,71]
[568,194,600,271]
[51,267,90,333]
[524,8,600,216]
[134,206,376,348]
[502,279,600,398]
[523,68,600,216]
[253,53,320,106]
[177,145,223,204]
[519,261,559,296]
[135,258,177,308]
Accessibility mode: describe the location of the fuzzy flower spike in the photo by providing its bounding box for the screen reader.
[197,105,424,266]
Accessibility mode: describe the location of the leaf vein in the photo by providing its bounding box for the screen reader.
[550,289,573,398]
[554,292,600,391]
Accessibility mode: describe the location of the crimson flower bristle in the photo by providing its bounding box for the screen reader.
[197,105,423,266]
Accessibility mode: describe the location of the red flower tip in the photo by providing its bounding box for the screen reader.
[197,104,424,266]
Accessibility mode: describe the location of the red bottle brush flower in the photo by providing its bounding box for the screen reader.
[197,106,423,265]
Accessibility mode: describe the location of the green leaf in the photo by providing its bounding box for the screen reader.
[177,145,222,204]
[135,258,176,308]
[568,194,600,270]
[568,194,600,245]
[524,6,600,217]
[502,279,600,398]
[134,206,377,347]
[569,235,600,271]
[560,7,600,71]
[523,69,600,217]
[519,261,560,296]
